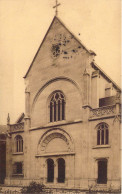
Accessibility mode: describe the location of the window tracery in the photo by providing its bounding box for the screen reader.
[97,123,109,145]
[50,91,65,122]
[15,135,23,152]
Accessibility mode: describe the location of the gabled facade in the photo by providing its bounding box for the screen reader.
[5,16,121,191]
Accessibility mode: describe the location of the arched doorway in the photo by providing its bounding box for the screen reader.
[47,159,54,183]
[0,134,6,184]
[58,158,65,183]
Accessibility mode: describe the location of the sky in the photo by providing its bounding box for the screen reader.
[0,0,121,124]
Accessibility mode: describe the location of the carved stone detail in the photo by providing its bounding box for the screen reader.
[90,105,116,118]
[40,132,70,152]
[9,122,24,132]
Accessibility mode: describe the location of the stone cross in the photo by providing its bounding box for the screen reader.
[53,0,61,16]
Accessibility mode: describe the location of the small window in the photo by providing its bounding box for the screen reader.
[15,135,23,152]
[13,162,23,174]
[97,123,109,145]
[50,91,65,122]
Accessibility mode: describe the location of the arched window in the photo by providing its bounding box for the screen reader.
[97,123,109,145]
[47,159,54,182]
[15,135,23,152]
[50,91,65,122]
[58,158,65,183]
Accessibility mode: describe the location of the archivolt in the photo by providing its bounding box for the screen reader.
[37,128,74,154]
[31,76,81,112]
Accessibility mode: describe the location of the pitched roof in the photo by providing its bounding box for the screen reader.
[91,61,121,92]
[23,16,120,92]
[24,16,96,79]
[15,113,25,123]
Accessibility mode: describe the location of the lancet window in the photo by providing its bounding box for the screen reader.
[50,91,65,122]
[15,135,23,152]
[97,123,109,145]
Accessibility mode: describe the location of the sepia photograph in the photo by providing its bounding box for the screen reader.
[0,0,121,193]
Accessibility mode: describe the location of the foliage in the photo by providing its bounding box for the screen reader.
[21,181,46,193]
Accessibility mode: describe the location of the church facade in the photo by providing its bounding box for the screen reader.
[5,16,121,191]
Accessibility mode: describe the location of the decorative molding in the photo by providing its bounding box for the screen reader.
[29,119,82,131]
[9,122,24,133]
[9,130,24,134]
[89,105,116,119]
[24,117,30,120]
[94,157,109,161]
[12,174,24,177]
[83,68,90,76]
[40,132,70,152]
[37,128,75,155]
[92,70,100,78]
[82,105,92,109]
[12,152,24,155]
[92,145,111,149]
[35,152,75,157]
[113,115,121,123]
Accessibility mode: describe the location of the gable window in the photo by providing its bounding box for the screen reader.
[50,91,65,122]
[97,123,109,145]
[15,135,23,152]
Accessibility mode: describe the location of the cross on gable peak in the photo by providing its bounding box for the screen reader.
[53,0,61,16]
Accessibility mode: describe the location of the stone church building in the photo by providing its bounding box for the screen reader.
[3,16,121,191]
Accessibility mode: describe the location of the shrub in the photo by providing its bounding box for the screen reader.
[21,181,46,193]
